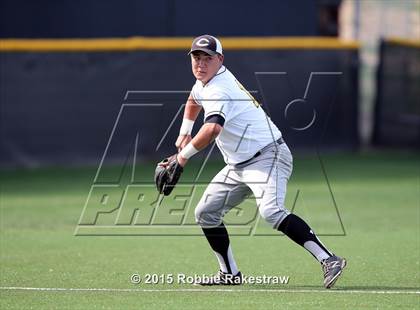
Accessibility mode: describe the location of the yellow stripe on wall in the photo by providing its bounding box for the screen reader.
[0,37,359,52]
[386,37,420,49]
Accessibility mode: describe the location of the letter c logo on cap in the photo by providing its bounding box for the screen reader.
[196,38,210,47]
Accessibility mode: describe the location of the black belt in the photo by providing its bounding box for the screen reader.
[235,137,284,166]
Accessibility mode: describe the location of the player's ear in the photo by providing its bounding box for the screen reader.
[218,54,224,63]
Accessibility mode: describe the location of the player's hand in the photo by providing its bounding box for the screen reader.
[176,153,188,167]
[175,135,192,151]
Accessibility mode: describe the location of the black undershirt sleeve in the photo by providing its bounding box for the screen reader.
[204,114,225,127]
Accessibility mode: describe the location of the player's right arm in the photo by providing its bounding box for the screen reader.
[176,90,229,168]
[175,93,202,151]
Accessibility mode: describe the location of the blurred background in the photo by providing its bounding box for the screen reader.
[0,0,419,167]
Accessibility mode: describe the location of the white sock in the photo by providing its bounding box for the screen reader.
[213,245,239,275]
[304,240,331,262]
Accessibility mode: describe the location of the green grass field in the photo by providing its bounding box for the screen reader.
[1,152,419,309]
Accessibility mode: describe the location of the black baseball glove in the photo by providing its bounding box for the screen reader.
[154,154,184,196]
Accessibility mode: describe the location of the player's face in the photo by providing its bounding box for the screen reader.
[191,52,224,84]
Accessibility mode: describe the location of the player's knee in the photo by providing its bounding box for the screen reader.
[194,206,222,227]
[194,206,203,224]
[259,205,289,229]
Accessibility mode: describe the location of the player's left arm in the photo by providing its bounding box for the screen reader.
[176,114,224,167]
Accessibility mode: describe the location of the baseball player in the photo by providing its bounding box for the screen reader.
[173,35,347,288]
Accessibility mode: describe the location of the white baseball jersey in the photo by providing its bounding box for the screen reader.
[191,65,282,165]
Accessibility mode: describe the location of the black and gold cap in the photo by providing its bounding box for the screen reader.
[188,35,223,56]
